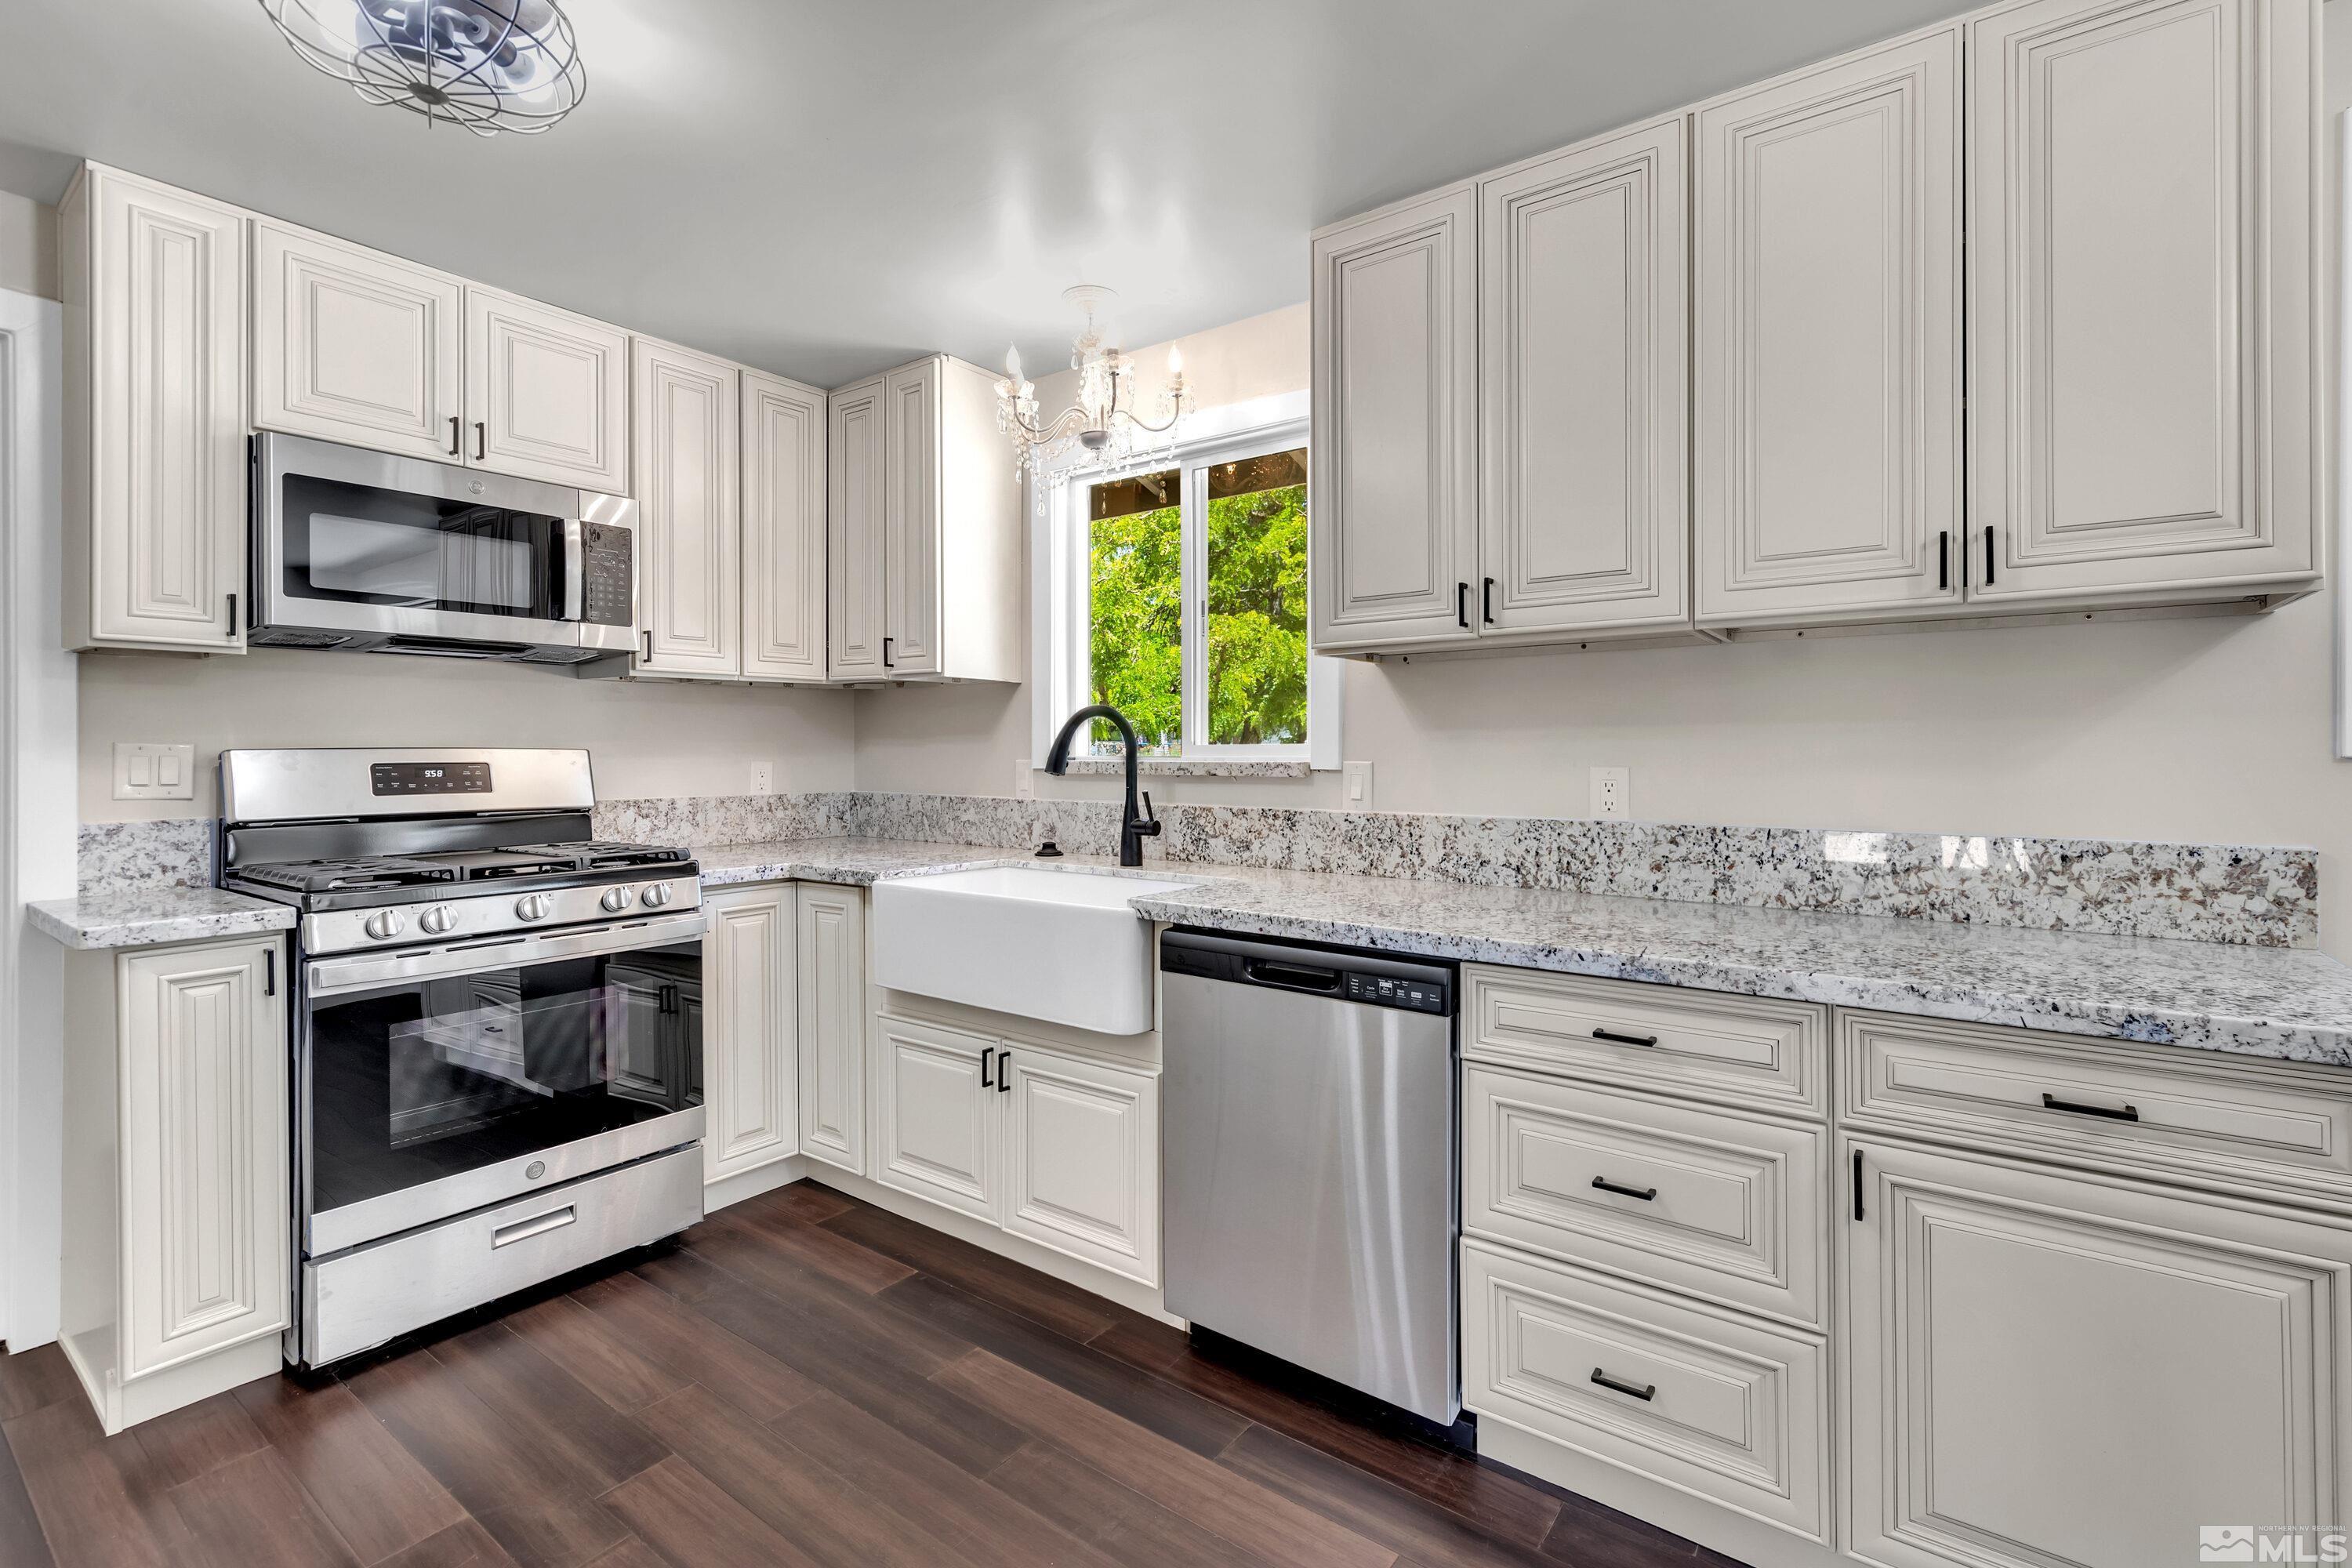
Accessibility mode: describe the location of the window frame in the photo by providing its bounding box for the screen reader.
[1030,390,1338,770]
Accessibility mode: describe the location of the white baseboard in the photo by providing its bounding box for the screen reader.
[704,1155,809,1214]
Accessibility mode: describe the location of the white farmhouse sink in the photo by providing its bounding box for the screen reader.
[869,865,1194,1036]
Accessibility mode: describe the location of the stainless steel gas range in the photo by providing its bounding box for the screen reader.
[219,747,706,1367]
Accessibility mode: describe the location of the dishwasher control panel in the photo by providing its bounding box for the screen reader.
[1344,971,1448,1013]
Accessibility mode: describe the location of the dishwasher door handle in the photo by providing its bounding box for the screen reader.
[1242,958,1344,993]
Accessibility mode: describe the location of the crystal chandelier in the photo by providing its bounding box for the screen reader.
[256,0,587,136]
[997,285,1190,477]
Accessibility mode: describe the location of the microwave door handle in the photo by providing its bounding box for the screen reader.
[561,517,586,622]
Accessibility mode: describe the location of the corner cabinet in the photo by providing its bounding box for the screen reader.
[826,355,1022,683]
[796,882,868,1175]
[62,165,249,653]
[630,337,742,679]
[703,886,799,1185]
[741,370,829,683]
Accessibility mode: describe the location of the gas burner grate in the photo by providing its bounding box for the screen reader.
[237,857,463,893]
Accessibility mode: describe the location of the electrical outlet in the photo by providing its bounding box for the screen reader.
[750,763,774,797]
[1343,760,1374,811]
[114,742,197,802]
[1014,760,1035,800]
[1590,766,1630,820]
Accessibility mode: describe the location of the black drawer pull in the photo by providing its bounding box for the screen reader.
[2042,1092,2138,1123]
[1591,1369,1655,1402]
[1592,1028,1658,1048]
[1591,1177,1657,1202]
[1456,582,1470,630]
[980,1047,994,1090]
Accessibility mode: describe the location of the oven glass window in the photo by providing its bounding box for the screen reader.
[307,939,702,1220]
[281,474,563,620]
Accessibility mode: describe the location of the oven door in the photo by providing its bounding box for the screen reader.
[299,911,706,1256]
[254,431,590,653]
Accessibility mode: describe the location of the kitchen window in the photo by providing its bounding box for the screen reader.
[1034,397,1338,768]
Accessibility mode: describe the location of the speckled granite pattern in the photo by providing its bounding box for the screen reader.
[591,793,856,848]
[30,887,296,950]
[77,820,213,895]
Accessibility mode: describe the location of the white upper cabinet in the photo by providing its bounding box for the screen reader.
[252,220,465,463]
[1967,0,2319,605]
[741,369,829,684]
[826,376,888,681]
[631,337,742,678]
[1310,183,1480,652]
[882,358,942,677]
[1479,119,1689,640]
[63,165,249,653]
[463,285,630,493]
[1693,28,1963,628]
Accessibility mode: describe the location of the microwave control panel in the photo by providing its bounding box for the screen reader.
[581,524,634,627]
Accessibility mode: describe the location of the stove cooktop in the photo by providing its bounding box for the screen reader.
[230,840,693,898]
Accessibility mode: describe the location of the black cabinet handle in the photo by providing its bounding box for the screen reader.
[224,592,238,634]
[448,416,461,456]
[1591,1369,1655,1402]
[2042,1092,2139,1123]
[1456,582,1469,630]
[997,1051,1011,1093]
[883,637,895,669]
[1591,1177,1657,1202]
[1482,576,1495,624]
[1984,525,1995,586]
[263,949,276,997]
[474,421,488,461]
[1591,1028,1658,1048]
[1938,530,1949,590]
[980,1047,994,1090]
[640,630,652,662]
[1852,1149,1864,1221]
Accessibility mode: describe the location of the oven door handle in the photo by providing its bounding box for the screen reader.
[305,910,708,997]
[560,517,587,622]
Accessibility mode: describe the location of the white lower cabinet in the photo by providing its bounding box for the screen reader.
[1842,1135,2352,1568]
[795,883,867,1176]
[702,885,798,1185]
[873,1015,999,1220]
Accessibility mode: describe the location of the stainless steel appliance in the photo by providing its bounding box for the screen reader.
[220,747,706,1367]
[1159,929,1460,1425]
[249,432,637,665]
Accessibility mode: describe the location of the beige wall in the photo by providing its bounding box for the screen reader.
[0,192,56,302]
[81,652,855,822]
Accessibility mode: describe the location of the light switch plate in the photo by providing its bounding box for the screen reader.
[1591,766,1630,819]
[1343,760,1374,811]
[114,742,197,802]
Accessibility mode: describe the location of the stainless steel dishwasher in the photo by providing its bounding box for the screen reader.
[1160,927,1458,1425]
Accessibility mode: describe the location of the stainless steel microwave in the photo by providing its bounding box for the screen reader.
[249,432,637,666]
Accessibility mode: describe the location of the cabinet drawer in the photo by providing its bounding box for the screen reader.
[1837,1010,2352,1210]
[1466,967,1826,1119]
[1463,1239,1828,1543]
[1465,1063,1825,1327]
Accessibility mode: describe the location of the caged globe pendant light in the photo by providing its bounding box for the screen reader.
[256,0,587,136]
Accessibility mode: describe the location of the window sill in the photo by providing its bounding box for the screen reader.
[1047,757,1315,780]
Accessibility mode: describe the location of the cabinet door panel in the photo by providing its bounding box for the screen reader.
[1969,0,2318,601]
[881,359,941,676]
[1480,120,1688,636]
[795,884,866,1175]
[742,371,828,682]
[464,286,629,492]
[632,339,740,677]
[75,169,249,651]
[827,377,887,680]
[119,939,287,1380]
[1694,31,1962,625]
[873,1016,997,1220]
[1000,1046,1158,1285]
[705,887,797,1185]
[1843,1137,2351,1568]
[253,220,463,461]
[1310,184,1479,651]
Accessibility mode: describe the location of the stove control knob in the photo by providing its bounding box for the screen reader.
[641,881,675,909]
[362,909,406,942]
[418,904,457,936]
[515,893,553,923]
[599,885,633,913]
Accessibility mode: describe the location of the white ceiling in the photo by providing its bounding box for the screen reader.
[0,0,1984,388]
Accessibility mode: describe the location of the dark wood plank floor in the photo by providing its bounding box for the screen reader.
[0,1182,1746,1568]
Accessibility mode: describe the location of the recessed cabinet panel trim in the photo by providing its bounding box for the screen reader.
[873,1014,999,1220]
[881,359,944,677]
[1479,119,1690,638]
[631,338,742,678]
[1310,183,1480,652]
[999,1044,1160,1286]
[827,376,887,680]
[252,220,463,462]
[742,370,829,683]
[796,883,866,1176]
[704,886,797,1185]
[1967,0,2318,604]
[66,165,250,652]
[463,285,630,493]
[1693,28,1963,627]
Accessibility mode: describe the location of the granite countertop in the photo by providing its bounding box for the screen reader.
[29,887,297,951]
[710,835,2352,1067]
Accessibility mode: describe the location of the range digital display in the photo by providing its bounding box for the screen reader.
[370,761,493,797]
